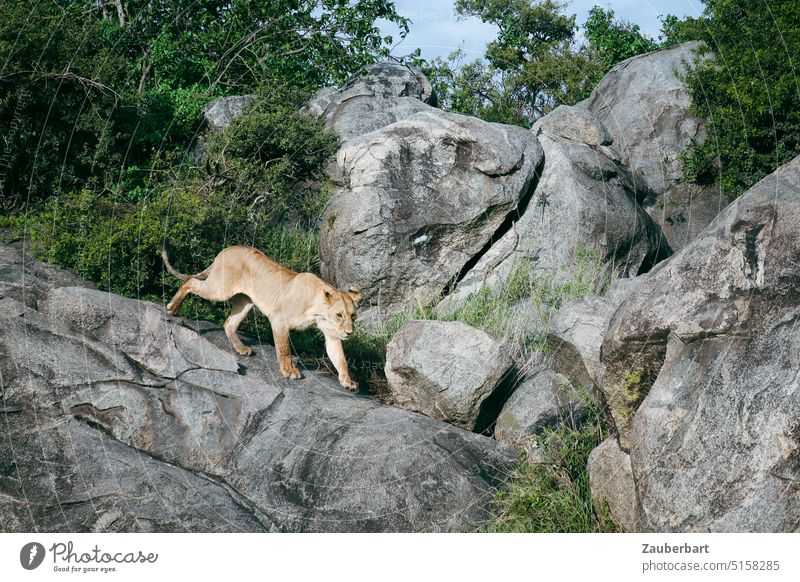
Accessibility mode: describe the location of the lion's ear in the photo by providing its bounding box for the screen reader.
[348,286,361,306]
[323,289,334,304]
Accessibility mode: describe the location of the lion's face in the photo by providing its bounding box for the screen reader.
[317,286,361,340]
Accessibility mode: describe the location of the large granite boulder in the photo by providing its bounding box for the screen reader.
[0,244,514,532]
[303,61,435,141]
[599,154,800,531]
[546,276,644,392]
[320,109,543,314]
[451,105,671,301]
[385,320,515,432]
[583,42,724,250]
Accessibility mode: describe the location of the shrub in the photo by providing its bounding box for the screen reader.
[13,187,321,326]
[484,399,617,532]
[201,88,339,228]
[671,0,800,197]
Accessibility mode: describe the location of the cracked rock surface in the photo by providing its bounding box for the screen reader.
[453,106,671,300]
[320,107,543,314]
[0,242,514,532]
[599,154,800,531]
[582,42,724,251]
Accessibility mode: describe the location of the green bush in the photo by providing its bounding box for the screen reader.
[5,76,338,331]
[485,400,617,532]
[12,188,320,325]
[671,0,800,197]
[202,88,339,228]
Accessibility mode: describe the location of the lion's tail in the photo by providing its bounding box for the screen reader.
[160,241,211,282]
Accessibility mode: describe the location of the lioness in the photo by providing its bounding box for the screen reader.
[161,244,361,390]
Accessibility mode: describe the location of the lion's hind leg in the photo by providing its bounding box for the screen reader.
[166,279,193,315]
[224,294,254,356]
[166,273,228,316]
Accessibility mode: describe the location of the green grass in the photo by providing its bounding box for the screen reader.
[485,400,618,533]
[343,246,606,400]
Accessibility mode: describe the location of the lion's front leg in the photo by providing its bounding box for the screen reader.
[324,333,357,391]
[273,325,302,380]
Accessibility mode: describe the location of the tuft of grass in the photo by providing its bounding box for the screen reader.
[352,246,606,363]
[484,400,618,533]
[344,245,606,397]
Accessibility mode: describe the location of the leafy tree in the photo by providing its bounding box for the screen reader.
[670,0,800,196]
[0,1,132,207]
[584,6,659,70]
[657,14,703,48]
[0,0,408,206]
[423,49,530,126]
[423,2,658,126]
[455,0,578,119]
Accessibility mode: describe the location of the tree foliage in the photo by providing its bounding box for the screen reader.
[673,0,800,196]
[426,3,660,126]
[201,87,338,227]
[454,0,578,119]
[584,6,659,70]
[0,0,407,206]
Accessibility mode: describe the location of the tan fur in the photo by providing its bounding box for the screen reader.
[162,244,361,390]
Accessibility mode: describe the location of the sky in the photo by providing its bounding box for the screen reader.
[379,0,706,61]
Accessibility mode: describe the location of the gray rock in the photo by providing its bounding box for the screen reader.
[385,320,515,432]
[534,104,612,146]
[320,108,543,314]
[452,109,670,301]
[0,414,268,533]
[303,61,434,141]
[584,42,724,250]
[203,95,254,131]
[0,249,515,532]
[547,295,615,392]
[587,437,637,532]
[546,275,644,391]
[495,367,586,447]
[194,95,255,160]
[602,154,800,531]
[39,286,240,378]
[0,239,90,309]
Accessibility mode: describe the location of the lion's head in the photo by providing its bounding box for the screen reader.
[317,285,361,340]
